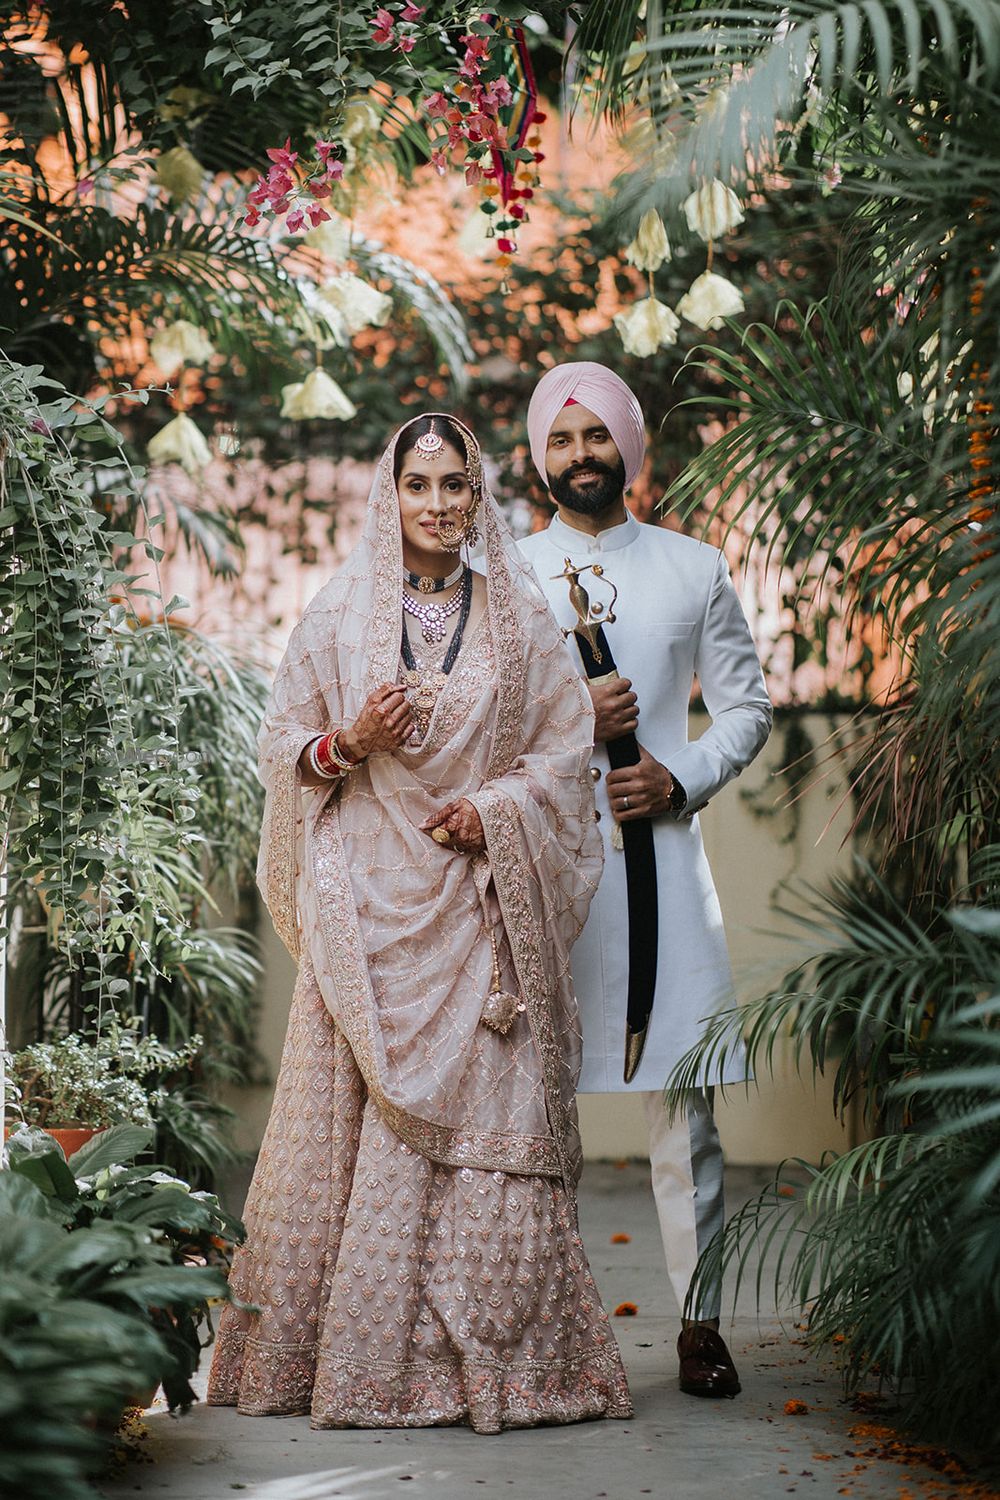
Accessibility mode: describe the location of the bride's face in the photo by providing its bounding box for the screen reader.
[396,441,474,569]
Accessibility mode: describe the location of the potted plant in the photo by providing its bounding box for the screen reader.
[3,1014,203,1156]
[0,1123,243,1497]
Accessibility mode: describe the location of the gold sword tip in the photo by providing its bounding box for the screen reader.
[623,1024,648,1084]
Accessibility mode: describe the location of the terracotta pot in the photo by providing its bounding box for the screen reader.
[46,1125,104,1157]
[3,1124,104,1157]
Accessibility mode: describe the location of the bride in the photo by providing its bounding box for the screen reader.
[208,413,632,1432]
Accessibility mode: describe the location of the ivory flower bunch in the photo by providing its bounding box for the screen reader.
[148,413,212,475]
[614,298,680,357]
[682,179,745,242]
[625,210,671,273]
[280,368,357,421]
[613,181,748,357]
[676,271,745,331]
[318,272,392,337]
[155,145,204,203]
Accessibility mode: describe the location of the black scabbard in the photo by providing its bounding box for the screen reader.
[572,625,658,1082]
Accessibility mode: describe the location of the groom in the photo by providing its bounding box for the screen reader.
[517,362,772,1398]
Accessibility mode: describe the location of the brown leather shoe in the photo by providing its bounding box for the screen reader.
[677,1324,742,1398]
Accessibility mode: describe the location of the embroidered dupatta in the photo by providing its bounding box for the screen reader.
[255,417,602,1189]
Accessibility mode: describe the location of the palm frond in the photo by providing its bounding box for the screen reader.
[593,0,1000,204]
[668,862,996,1125]
[662,300,967,631]
[354,243,474,391]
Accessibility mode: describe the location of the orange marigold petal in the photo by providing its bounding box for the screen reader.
[784,1399,809,1415]
[613,1301,638,1316]
[610,1233,632,1244]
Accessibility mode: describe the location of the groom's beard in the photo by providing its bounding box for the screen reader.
[548,456,627,517]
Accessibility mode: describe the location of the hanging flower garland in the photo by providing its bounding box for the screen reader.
[613,180,748,358]
[421,19,544,276]
[146,319,217,475]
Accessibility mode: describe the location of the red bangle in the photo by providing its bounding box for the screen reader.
[332,730,362,766]
[313,735,339,776]
[315,731,361,775]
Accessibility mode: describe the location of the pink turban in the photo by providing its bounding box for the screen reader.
[526,361,646,491]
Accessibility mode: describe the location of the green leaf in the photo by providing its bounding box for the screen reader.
[68,1124,155,1176]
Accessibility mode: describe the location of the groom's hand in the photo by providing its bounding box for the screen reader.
[606,745,680,819]
[589,676,639,742]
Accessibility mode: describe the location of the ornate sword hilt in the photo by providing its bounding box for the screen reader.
[551,558,619,665]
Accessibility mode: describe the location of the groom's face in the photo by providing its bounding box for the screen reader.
[545,403,626,516]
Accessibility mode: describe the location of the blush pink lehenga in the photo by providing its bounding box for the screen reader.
[207,416,633,1433]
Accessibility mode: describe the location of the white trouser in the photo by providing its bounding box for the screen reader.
[641,1089,725,1322]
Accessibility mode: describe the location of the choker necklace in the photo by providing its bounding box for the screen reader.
[404,561,464,596]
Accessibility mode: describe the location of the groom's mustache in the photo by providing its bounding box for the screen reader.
[566,460,615,478]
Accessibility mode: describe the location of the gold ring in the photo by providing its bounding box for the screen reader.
[431,827,452,845]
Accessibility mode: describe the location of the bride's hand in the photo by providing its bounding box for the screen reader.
[421,798,486,855]
[341,683,414,759]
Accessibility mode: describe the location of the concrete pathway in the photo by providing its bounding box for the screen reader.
[100,1164,993,1500]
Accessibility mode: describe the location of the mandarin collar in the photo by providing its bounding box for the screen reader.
[547,510,640,556]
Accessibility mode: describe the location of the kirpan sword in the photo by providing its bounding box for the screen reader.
[554,558,658,1082]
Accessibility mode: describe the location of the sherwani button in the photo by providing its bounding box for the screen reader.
[590,767,601,782]
[594,809,601,821]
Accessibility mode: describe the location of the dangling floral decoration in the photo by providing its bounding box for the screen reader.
[422,20,543,276]
[613,180,748,358]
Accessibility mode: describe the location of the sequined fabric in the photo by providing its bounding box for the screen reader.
[208,964,632,1431]
[209,416,631,1430]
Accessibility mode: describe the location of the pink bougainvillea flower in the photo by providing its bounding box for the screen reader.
[395,33,415,53]
[401,2,425,17]
[465,161,484,185]
[76,176,95,197]
[425,91,449,117]
[431,148,448,175]
[244,206,261,227]
[371,7,394,43]
[485,77,512,108]
[286,207,305,233]
[307,204,331,227]
[266,138,298,169]
[307,179,332,198]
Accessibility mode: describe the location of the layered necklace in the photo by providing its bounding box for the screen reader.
[402,566,469,645]
[401,568,473,742]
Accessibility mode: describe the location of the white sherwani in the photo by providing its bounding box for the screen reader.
[519,512,772,1092]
